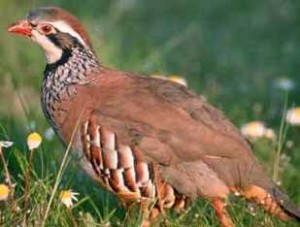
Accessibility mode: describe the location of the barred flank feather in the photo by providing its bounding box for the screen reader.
[80,120,188,209]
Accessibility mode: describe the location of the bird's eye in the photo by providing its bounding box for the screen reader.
[41,25,53,34]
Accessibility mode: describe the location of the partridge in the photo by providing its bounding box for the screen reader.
[8,6,300,226]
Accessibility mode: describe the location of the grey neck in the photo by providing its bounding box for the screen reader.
[42,46,101,102]
[41,45,101,132]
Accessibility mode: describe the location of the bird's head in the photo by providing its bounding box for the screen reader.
[8,6,93,64]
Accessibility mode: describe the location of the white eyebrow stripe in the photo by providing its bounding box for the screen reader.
[48,21,87,47]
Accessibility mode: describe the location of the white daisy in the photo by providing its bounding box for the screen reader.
[168,75,188,87]
[0,141,13,148]
[44,128,55,141]
[0,184,10,201]
[150,74,168,80]
[264,128,276,141]
[273,77,295,91]
[27,132,42,150]
[286,107,300,125]
[241,121,267,139]
[59,190,79,208]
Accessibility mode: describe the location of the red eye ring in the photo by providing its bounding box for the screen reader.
[41,25,52,34]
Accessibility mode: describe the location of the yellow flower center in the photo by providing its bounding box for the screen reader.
[60,190,72,200]
[246,122,264,131]
[27,132,42,150]
[0,184,10,197]
[150,74,167,79]
[27,132,42,142]
[293,107,300,117]
[168,75,187,86]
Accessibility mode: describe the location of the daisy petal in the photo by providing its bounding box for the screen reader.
[0,141,14,148]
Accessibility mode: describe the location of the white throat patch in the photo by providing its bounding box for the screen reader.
[31,20,87,64]
[31,30,63,64]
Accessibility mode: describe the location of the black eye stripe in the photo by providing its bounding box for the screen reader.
[53,27,60,33]
[29,22,37,28]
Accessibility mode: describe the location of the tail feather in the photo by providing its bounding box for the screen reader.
[272,187,300,221]
[242,185,300,222]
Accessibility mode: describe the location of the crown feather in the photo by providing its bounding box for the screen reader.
[28,6,93,49]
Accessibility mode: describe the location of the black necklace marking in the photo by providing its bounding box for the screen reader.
[45,49,72,72]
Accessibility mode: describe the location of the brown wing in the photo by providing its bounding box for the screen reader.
[66,68,273,196]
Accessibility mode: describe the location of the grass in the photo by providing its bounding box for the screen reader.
[1,0,300,226]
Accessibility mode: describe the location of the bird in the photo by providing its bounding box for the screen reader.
[7,6,300,226]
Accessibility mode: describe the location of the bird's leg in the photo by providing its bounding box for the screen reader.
[242,185,290,221]
[212,198,234,227]
[140,199,152,227]
[140,200,163,227]
[149,207,160,220]
[123,201,136,224]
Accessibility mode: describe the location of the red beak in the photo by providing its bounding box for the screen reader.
[7,20,32,36]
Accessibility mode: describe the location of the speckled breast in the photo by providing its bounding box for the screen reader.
[80,120,188,210]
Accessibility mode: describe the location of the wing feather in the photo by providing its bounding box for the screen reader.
[73,69,272,191]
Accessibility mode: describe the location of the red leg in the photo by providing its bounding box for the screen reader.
[212,199,234,227]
